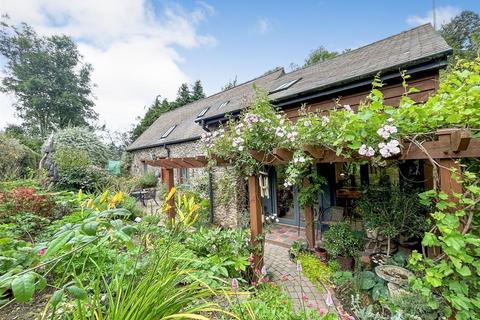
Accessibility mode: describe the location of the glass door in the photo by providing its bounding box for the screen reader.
[272,166,301,225]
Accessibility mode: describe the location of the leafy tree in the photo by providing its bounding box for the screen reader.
[303,46,339,67]
[441,10,480,60]
[221,76,237,91]
[3,124,42,152]
[131,81,205,140]
[191,80,206,100]
[0,19,97,138]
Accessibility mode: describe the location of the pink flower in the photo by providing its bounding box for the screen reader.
[280,274,289,281]
[251,281,257,286]
[308,303,314,308]
[296,260,302,272]
[318,307,328,315]
[231,278,239,291]
[247,255,254,262]
[302,293,309,301]
[260,277,269,283]
[326,292,333,306]
[261,266,267,275]
[38,247,47,256]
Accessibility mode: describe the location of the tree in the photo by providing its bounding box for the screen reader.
[441,10,480,60]
[303,46,339,67]
[0,20,96,137]
[221,76,237,91]
[4,124,42,152]
[131,80,206,140]
[191,80,206,100]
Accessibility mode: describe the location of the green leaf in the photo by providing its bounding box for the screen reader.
[358,271,377,290]
[35,275,47,291]
[81,221,99,236]
[49,289,64,307]
[44,231,74,258]
[11,273,36,302]
[66,285,87,300]
[422,232,439,247]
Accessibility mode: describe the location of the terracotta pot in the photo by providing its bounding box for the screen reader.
[315,247,328,263]
[337,255,355,271]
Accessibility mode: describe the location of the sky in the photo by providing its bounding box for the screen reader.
[0,0,479,133]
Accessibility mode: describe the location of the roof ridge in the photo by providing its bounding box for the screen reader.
[285,23,434,76]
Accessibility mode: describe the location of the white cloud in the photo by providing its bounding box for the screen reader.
[406,6,461,29]
[0,0,216,131]
[254,17,272,35]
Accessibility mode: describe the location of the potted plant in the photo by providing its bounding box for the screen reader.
[314,245,328,262]
[359,185,428,259]
[323,222,365,271]
[289,240,307,261]
[138,171,158,189]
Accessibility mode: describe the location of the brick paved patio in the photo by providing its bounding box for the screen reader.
[264,242,336,314]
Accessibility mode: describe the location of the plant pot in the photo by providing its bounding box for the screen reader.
[370,253,388,269]
[375,265,414,286]
[315,247,328,263]
[337,255,355,271]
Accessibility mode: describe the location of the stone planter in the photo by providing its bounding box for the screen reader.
[370,253,388,269]
[375,265,414,286]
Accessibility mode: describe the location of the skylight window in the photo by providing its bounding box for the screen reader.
[197,107,210,118]
[160,125,176,139]
[218,101,230,109]
[270,78,301,93]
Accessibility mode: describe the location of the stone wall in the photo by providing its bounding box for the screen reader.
[128,140,244,228]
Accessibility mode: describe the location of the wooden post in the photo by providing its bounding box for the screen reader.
[248,175,263,271]
[303,178,316,250]
[162,168,175,221]
[439,159,462,200]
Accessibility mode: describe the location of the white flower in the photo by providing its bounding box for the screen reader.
[276,115,282,119]
[303,120,312,127]
[280,119,285,125]
[321,116,330,126]
[378,142,386,148]
[380,148,391,158]
[358,144,368,156]
[275,127,286,137]
[377,127,390,139]
[389,146,400,155]
[134,217,142,223]
[366,147,375,157]
[387,117,394,123]
[389,125,398,133]
[238,146,244,151]
[387,139,399,148]
[344,104,353,112]
[298,156,306,163]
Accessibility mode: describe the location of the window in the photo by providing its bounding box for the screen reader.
[160,125,176,139]
[197,107,210,118]
[218,101,229,109]
[270,78,301,93]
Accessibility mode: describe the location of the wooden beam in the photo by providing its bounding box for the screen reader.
[162,168,175,222]
[273,148,293,162]
[304,144,325,159]
[303,178,315,250]
[248,175,263,271]
[450,129,471,152]
[439,159,463,200]
[249,150,284,165]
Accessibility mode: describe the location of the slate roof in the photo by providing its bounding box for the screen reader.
[126,68,284,151]
[127,24,451,151]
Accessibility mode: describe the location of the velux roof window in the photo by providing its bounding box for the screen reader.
[218,101,230,109]
[197,107,210,118]
[270,78,301,93]
[160,125,176,139]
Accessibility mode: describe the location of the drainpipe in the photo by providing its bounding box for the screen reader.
[163,144,171,157]
[208,169,214,224]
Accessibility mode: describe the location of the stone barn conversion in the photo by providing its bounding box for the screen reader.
[126,24,452,229]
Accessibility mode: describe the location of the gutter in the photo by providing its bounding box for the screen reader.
[126,136,200,152]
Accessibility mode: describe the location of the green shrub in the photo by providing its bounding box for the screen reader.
[51,127,110,166]
[297,253,333,291]
[137,171,158,188]
[0,133,39,180]
[323,223,365,257]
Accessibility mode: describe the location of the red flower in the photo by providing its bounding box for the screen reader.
[38,247,47,256]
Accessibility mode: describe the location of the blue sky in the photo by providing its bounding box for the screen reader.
[175,0,480,94]
[0,0,479,131]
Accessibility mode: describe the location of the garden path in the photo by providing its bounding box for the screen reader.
[264,242,336,314]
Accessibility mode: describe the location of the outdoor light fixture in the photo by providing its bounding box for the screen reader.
[258,171,270,199]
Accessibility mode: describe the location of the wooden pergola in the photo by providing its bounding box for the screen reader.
[145,128,480,269]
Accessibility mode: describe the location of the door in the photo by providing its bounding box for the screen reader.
[271,166,301,226]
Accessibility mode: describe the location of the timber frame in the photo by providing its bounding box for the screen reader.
[146,128,480,268]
